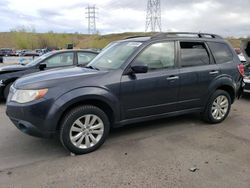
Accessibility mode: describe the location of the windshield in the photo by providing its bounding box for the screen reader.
[88,41,142,70]
[25,52,53,67]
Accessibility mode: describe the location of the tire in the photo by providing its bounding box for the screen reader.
[3,82,13,100]
[202,90,231,124]
[60,105,110,155]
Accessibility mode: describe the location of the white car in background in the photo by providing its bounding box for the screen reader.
[238,53,246,63]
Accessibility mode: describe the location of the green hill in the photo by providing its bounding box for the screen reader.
[0,31,245,50]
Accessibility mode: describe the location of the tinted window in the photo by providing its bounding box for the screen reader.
[44,52,74,68]
[77,52,97,65]
[208,42,233,64]
[180,42,210,67]
[133,42,175,71]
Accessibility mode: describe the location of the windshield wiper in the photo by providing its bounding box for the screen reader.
[85,65,99,70]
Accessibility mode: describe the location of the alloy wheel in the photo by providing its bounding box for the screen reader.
[69,114,104,149]
[211,95,229,120]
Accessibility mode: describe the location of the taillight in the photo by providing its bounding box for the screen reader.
[238,64,245,76]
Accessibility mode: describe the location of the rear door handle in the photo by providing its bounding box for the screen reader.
[166,76,179,80]
[209,70,219,75]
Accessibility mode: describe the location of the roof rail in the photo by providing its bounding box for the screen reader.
[125,35,149,39]
[151,32,223,39]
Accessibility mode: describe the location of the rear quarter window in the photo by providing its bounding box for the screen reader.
[208,42,233,64]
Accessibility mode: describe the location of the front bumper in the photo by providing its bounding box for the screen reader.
[8,117,54,138]
[6,98,61,138]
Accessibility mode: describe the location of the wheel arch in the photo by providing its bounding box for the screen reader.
[207,78,236,104]
[216,85,235,103]
[53,88,120,131]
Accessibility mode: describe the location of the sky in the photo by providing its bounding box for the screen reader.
[0,0,250,37]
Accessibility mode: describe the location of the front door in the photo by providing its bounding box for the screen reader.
[41,52,75,70]
[120,41,180,120]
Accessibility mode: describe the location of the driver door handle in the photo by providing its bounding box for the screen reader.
[209,70,219,75]
[166,75,179,80]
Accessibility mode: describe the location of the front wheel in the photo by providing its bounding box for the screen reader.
[60,105,110,155]
[202,90,231,124]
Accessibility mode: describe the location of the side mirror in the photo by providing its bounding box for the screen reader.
[131,65,148,74]
[39,63,47,70]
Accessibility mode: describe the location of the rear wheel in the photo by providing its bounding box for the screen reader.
[3,82,13,100]
[203,90,231,124]
[60,105,110,155]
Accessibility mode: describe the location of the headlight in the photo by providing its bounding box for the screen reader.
[11,89,48,103]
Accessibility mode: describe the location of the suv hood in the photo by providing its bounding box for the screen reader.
[0,64,27,73]
[241,40,250,63]
[14,67,106,89]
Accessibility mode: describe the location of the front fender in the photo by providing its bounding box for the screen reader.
[53,86,120,124]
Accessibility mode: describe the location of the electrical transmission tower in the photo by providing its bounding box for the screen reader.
[86,5,97,34]
[145,0,162,32]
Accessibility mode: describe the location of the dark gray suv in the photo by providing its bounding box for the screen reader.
[6,32,244,154]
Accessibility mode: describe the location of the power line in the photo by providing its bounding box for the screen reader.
[86,5,97,34]
[145,0,162,32]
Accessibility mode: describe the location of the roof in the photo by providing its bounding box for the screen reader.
[53,49,99,54]
[123,32,224,42]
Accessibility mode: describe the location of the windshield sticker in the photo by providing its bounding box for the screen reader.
[126,42,142,47]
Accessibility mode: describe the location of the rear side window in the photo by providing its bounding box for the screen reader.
[208,42,233,64]
[77,52,97,65]
[180,42,210,67]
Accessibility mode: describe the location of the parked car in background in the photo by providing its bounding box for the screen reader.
[35,49,48,56]
[6,32,243,155]
[22,51,40,57]
[0,48,14,56]
[0,49,98,100]
[235,48,246,63]
[241,40,250,93]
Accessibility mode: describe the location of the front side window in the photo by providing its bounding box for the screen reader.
[88,41,142,70]
[132,42,175,71]
[180,42,210,67]
[208,42,233,64]
[43,52,74,68]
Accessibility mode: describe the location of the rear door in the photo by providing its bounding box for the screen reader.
[178,41,220,109]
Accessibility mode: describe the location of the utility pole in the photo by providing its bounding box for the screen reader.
[86,5,97,34]
[145,0,162,32]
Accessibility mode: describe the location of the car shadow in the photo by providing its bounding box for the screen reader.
[109,113,202,140]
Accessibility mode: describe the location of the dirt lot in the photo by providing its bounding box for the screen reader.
[0,95,250,188]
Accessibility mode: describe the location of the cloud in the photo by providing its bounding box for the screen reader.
[38,9,62,17]
[0,0,249,37]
